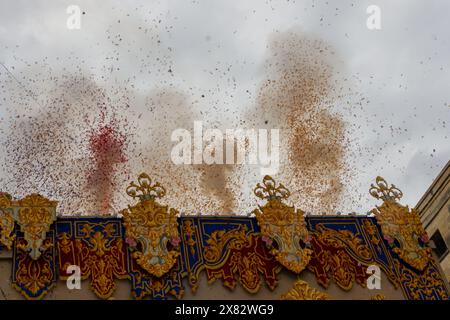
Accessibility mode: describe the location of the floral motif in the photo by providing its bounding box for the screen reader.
[125,236,137,247]
[281,280,330,300]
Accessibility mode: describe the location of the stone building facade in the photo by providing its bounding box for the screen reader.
[416,160,450,283]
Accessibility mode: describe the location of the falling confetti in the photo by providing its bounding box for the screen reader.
[0,3,447,216]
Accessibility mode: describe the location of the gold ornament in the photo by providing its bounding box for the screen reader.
[395,259,449,300]
[14,194,57,260]
[371,294,386,300]
[121,173,180,277]
[203,224,281,293]
[369,177,431,271]
[204,225,250,263]
[314,224,372,260]
[362,219,381,248]
[0,193,15,250]
[0,192,13,207]
[77,223,128,299]
[13,237,55,299]
[182,219,197,256]
[309,224,370,291]
[253,176,312,273]
[281,280,330,300]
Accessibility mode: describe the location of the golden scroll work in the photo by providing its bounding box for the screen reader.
[121,173,180,277]
[252,176,312,273]
[1,193,56,259]
[369,176,432,271]
[281,279,330,300]
[0,192,15,250]
[14,194,57,260]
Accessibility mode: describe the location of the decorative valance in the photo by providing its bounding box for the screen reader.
[0,175,448,300]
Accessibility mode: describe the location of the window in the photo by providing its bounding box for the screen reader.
[431,229,448,260]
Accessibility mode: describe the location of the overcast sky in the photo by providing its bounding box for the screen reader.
[0,0,449,214]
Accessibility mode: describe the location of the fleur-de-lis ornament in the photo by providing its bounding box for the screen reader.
[369,176,403,201]
[369,176,431,271]
[253,176,312,273]
[121,173,180,277]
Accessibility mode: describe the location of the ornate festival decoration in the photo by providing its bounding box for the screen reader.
[306,216,402,291]
[369,177,432,271]
[178,217,281,294]
[180,218,202,292]
[129,255,185,300]
[13,194,57,260]
[121,173,180,277]
[12,230,57,300]
[252,176,312,273]
[203,224,281,293]
[394,259,449,300]
[0,192,15,250]
[313,224,372,260]
[280,279,330,300]
[308,224,369,290]
[1,186,449,301]
[56,219,129,299]
[360,218,400,287]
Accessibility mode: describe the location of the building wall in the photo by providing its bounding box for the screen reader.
[416,160,450,283]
